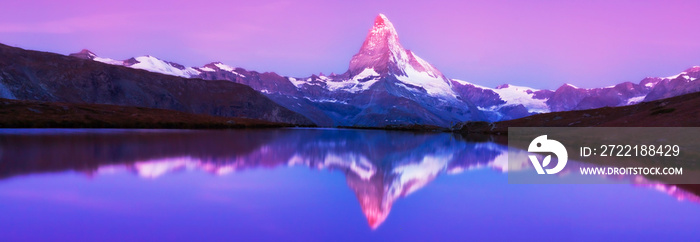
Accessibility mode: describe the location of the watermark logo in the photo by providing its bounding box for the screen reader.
[528,135,568,174]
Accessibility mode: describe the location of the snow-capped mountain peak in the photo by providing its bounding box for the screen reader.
[347,14,454,98]
[347,14,404,77]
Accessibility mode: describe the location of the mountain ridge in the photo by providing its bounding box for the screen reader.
[4,14,698,128]
[63,14,700,127]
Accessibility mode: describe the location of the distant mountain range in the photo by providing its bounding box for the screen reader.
[1,14,699,127]
[456,90,700,135]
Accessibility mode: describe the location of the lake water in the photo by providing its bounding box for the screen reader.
[0,128,698,241]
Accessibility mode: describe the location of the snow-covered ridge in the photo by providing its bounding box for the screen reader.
[452,79,489,89]
[199,66,215,72]
[287,68,382,93]
[451,64,700,118]
[91,54,201,78]
[452,79,549,113]
[203,62,246,77]
[82,51,245,78]
[492,84,549,113]
[129,56,201,78]
[66,13,700,125]
[74,43,700,124]
[93,57,123,65]
[332,68,381,92]
[665,73,697,82]
[214,62,234,72]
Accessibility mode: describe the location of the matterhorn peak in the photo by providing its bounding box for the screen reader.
[346,14,454,97]
[348,14,404,76]
[370,14,399,39]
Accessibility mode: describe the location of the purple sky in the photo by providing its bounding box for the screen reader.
[2,0,699,89]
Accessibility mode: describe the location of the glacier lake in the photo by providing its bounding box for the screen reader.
[0,128,698,241]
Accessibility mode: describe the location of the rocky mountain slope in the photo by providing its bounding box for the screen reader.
[0,44,314,125]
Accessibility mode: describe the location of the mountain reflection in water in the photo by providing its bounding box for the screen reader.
[0,128,698,229]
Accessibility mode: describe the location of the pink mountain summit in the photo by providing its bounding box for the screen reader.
[348,14,452,90]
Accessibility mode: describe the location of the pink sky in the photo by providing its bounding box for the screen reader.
[2,0,699,89]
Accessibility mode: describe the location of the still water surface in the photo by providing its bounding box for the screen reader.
[0,128,698,241]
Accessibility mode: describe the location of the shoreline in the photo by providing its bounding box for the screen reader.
[3,90,699,131]
[0,98,311,129]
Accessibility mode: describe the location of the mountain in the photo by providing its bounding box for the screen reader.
[644,66,700,101]
[71,49,202,78]
[0,43,314,125]
[347,14,454,98]
[66,14,700,126]
[68,49,97,60]
[70,14,484,127]
[451,67,700,120]
[458,90,700,134]
[284,14,483,127]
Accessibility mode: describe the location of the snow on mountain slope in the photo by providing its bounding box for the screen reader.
[626,95,647,105]
[93,57,123,65]
[210,62,246,77]
[129,56,201,78]
[451,79,549,113]
[491,84,549,113]
[288,69,381,93]
[662,68,698,82]
[328,70,381,92]
[88,53,201,78]
[395,57,456,98]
